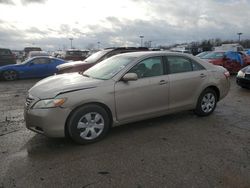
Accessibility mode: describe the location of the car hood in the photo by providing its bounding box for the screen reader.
[29,73,104,99]
[0,64,21,70]
[243,65,250,73]
[57,60,90,70]
[246,65,250,74]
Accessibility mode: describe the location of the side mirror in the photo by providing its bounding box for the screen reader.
[29,62,34,66]
[122,73,138,82]
[223,55,229,60]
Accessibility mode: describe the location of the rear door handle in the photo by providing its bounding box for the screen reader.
[200,73,206,78]
[159,80,168,85]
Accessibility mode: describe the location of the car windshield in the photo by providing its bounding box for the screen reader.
[196,52,209,58]
[202,52,224,59]
[83,55,136,80]
[20,58,32,64]
[84,49,112,63]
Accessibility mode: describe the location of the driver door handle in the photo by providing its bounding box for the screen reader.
[200,73,206,78]
[159,80,168,85]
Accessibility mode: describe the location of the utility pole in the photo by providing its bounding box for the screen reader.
[139,36,144,47]
[237,33,243,42]
[69,38,73,49]
[149,40,152,48]
[97,41,100,50]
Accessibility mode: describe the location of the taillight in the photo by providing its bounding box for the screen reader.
[224,71,230,78]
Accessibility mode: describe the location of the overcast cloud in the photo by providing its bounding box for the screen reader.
[0,0,14,5]
[0,0,250,50]
[21,0,47,5]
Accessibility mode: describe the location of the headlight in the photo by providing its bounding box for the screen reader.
[32,98,66,109]
[237,70,245,78]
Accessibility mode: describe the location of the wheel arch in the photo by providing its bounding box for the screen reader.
[1,69,19,80]
[204,85,220,101]
[64,102,113,137]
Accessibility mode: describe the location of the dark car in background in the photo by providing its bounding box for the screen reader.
[62,49,89,61]
[236,65,250,88]
[0,48,16,66]
[201,51,250,73]
[0,56,66,81]
[23,47,42,60]
[57,47,149,74]
[27,51,49,59]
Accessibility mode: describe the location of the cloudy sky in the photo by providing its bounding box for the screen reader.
[0,0,250,50]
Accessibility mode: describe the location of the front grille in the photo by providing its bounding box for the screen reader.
[25,97,34,109]
[245,74,250,79]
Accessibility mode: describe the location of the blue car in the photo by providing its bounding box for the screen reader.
[0,56,66,81]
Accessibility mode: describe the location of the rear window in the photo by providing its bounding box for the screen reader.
[0,49,12,55]
[202,52,224,59]
[66,51,83,56]
[24,47,42,52]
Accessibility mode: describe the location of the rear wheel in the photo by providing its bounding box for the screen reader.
[2,70,18,81]
[241,86,249,89]
[195,88,217,116]
[67,104,111,144]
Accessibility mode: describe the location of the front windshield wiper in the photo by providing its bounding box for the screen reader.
[79,72,90,77]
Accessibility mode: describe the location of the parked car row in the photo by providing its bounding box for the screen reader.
[196,51,250,73]
[0,47,150,81]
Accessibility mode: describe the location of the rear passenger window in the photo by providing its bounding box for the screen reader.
[167,56,204,74]
[32,58,50,64]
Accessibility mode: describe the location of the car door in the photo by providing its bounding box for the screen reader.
[46,59,63,76]
[167,56,208,110]
[114,56,169,122]
[25,58,50,78]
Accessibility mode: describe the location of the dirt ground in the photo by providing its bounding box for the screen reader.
[0,76,250,188]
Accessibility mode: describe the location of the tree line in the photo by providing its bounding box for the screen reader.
[157,38,250,55]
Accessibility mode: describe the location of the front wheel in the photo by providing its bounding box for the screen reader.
[195,88,217,116]
[2,70,18,81]
[67,104,111,144]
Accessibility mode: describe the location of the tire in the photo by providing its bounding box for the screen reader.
[2,70,18,81]
[67,104,111,144]
[241,86,249,89]
[194,88,217,116]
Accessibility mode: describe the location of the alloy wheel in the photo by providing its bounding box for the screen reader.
[201,93,216,113]
[77,112,105,140]
[3,70,17,81]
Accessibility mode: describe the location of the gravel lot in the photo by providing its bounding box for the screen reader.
[0,76,249,188]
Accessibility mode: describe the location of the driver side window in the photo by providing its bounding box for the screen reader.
[129,57,163,78]
[31,58,50,65]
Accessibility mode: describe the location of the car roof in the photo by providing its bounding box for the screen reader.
[115,51,194,58]
[0,48,11,50]
[29,51,48,54]
[105,47,148,50]
[28,56,63,60]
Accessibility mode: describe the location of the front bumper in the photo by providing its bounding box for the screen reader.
[236,77,250,88]
[24,106,71,137]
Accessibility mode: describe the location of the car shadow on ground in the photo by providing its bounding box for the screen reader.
[24,111,195,156]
